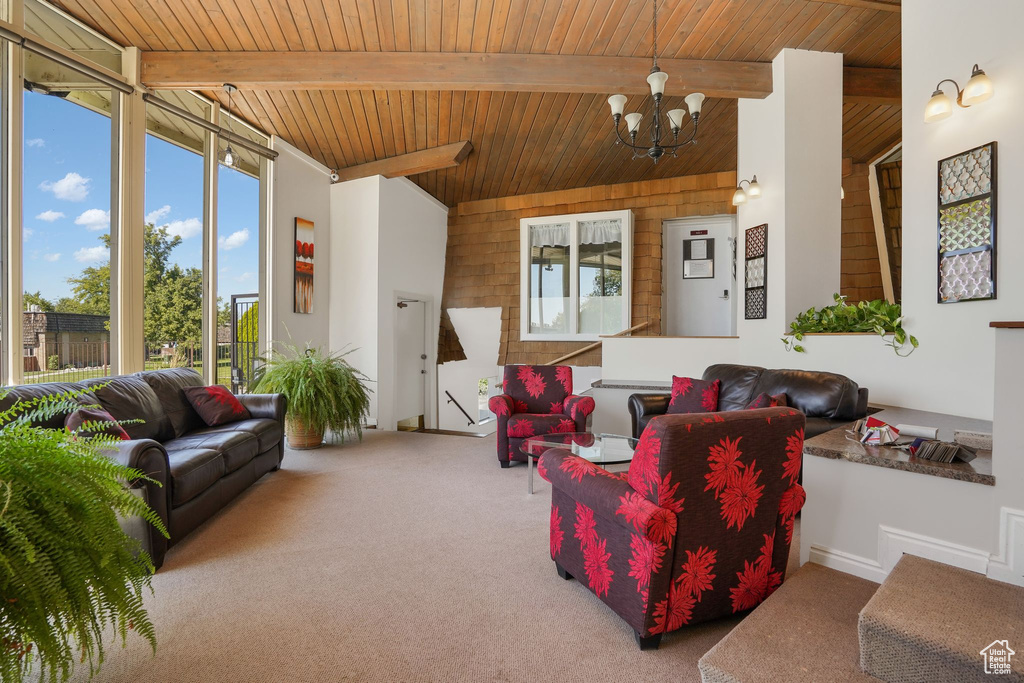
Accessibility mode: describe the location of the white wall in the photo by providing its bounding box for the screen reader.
[328,175,448,430]
[329,176,381,423]
[376,177,449,431]
[271,140,332,350]
[438,307,502,433]
[604,21,1024,583]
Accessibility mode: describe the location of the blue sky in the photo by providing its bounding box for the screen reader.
[23,90,259,305]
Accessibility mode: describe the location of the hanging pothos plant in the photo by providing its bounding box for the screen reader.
[781,294,919,357]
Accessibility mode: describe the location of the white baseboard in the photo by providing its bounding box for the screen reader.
[878,525,990,576]
[987,507,1024,587]
[808,544,886,583]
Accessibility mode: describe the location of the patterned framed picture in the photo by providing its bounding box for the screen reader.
[294,218,314,313]
[937,142,996,303]
[744,224,767,320]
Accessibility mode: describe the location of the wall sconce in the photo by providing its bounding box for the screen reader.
[924,64,995,123]
[732,175,761,206]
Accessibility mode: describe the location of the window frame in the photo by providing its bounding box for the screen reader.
[519,208,632,342]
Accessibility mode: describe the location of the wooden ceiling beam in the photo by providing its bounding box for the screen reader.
[333,140,473,183]
[142,51,775,99]
[142,51,899,104]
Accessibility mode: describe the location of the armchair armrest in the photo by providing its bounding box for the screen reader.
[237,393,287,423]
[563,395,595,420]
[488,394,514,417]
[107,438,171,570]
[627,393,671,439]
[540,448,676,546]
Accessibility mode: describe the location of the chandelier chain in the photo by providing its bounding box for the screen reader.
[652,0,658,71]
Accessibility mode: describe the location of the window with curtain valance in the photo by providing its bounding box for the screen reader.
[519,210,632,341]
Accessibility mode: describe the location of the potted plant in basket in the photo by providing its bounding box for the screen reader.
[252,342,372,449]
[0,387,167,683]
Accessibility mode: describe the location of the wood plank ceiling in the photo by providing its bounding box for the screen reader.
[54,0,902,207]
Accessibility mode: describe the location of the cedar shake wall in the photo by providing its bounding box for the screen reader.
[441,172,736,367]
[840,162,885,302]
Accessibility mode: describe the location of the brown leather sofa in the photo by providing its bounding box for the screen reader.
[628,363,868,440]
[0,368,286,569]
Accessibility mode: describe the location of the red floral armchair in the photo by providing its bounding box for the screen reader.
[488,365,596,468]
[538,407,806,649]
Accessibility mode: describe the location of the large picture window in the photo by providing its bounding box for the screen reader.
[520,210,632,341]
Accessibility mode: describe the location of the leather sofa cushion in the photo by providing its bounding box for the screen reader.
[191,418,283,454]
[166,448,226,506]
[703,364,765,411]
[80,375,173,442]
[752,368,861,420]
[138,368,205,437]
[164,429,259,474]
[0,382,91,429]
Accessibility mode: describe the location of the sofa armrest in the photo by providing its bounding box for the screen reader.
[563,394,595,430]
[237,393,287,423]
[108,438,171,570]
[488,394,514,417]
[856,387,869,418]
[627,393,671,439]
[540,448,676,545]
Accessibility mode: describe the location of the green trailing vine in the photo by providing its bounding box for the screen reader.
[0,385,167,682]
[781,294,919,357]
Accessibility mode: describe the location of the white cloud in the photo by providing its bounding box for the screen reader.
[74,208,110,231]
[218,228,249,250]
[145,205,171,224]
[43,253,61,262]
[163,217,202,240]
[35,210,65,222]
[23,228,33,240]
[236,271,254,282]
[26,138,45,148]
[39,172,90,201]
[74,245,109,263]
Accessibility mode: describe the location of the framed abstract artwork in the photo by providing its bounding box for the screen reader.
[744,224,767,320]
[937,141,996,303]
[294,218,314,313]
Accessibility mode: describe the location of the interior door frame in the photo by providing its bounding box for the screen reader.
[391,290,436,431]
[661,214,738,337]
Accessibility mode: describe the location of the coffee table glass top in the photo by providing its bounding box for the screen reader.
[520,432,639,465]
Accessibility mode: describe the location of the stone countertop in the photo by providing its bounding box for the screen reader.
[803,406,994,486]
[590,380,671,391]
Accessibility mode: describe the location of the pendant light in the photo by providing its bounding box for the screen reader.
[222,83,237,167]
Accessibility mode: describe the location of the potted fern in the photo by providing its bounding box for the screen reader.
[252,343,372,449]
[0,388,167,682]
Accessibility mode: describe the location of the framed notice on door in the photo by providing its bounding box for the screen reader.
[683,238,715,279]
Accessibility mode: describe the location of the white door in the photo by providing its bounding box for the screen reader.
[663,216,737,337]
[395,300,426,424]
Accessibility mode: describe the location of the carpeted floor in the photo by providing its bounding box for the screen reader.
[73,431,810,683]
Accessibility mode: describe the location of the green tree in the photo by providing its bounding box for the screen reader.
[23,291,54,311]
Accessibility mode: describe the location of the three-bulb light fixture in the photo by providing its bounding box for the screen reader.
[606,0,705,162]
[924,64,995,123]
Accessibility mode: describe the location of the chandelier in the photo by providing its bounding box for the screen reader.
[606,0,705,162]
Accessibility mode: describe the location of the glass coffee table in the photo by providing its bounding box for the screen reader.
[520,432,639,494]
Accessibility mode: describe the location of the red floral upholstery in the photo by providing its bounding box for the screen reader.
[489,365,595,467]
[539,407,806,646]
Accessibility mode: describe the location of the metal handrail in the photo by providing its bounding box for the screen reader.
[445,390,476,426]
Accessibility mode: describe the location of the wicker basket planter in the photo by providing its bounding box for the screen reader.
[286,417,324,450]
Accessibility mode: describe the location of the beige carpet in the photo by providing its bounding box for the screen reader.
[71,431,812,683]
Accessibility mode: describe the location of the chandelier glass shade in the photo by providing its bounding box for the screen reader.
[606,0,706,162]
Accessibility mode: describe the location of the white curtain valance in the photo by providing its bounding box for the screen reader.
[530,223,570,248]
[579,219,622,245]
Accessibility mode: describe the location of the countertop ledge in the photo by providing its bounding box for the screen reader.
[990,321,1024,328]
[803,406,994,486]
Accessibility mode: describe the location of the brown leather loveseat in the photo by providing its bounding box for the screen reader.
[1,367,286,569]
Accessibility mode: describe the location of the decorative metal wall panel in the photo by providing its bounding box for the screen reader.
[937,142,996,303]
[744,224,767,320]
[939,197,992,252]
[939,251,993,302]
[745,257,765,288]
[939,144,993,205]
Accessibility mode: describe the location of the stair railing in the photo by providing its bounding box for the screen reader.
[445,390,476,426]
[543,321,650,366]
